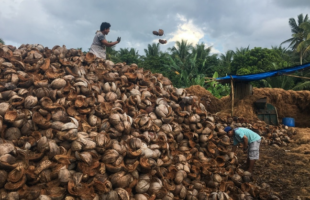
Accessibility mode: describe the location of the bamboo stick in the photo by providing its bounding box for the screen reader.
[204,77,214,79]
[230,76,234,117]
[282,74,310,80]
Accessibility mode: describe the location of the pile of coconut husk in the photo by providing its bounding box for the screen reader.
[186,85,222,114]
[0,43,282,200]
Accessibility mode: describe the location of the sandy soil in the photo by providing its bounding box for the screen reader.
[236,128,310,200]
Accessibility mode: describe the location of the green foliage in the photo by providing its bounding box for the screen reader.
[292,81,310,90]
[0,38,5,44]
[261,76,295,90]
[116,48,140,65]
[164,53,200,88]
[281,14,310,64]
[231,47,283,75]
[258,63,296,89]
[219,50,235,74]
[168,39,193,62]
[106,44,119,62]
[144,43,160,57]
[205,72,230,98]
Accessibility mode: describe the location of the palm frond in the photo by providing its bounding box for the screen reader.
[292,81,310,90]
[260,79,272,88]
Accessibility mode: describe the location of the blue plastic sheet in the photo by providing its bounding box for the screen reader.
[216,63,310,82]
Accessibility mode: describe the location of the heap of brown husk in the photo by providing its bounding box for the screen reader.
[186,85,222,114]
[0,44,284,200]
[187,85,310,127]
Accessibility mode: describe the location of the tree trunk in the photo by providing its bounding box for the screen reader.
[300,52,303,65]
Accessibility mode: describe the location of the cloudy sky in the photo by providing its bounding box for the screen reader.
[1,0,310,55]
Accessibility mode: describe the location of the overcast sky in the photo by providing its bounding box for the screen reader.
[1,0,310,55]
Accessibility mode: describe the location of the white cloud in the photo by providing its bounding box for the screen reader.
[168,14,204,46]
[166,14,221,54]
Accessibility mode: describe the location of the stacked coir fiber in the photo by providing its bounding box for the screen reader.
[0,44,281,200]
[187,85,310,127]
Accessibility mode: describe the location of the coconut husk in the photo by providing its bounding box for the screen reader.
[159,39,167,44]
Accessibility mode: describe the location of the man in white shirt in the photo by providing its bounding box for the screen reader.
[89,22,121,59]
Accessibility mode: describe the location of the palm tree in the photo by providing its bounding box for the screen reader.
[0,38,4,44]
[296,21,310,64]
[219,50,235,74]
[192,43,212,60]
[141,43,170,74]
[192,43,214,74]
[281,14,310,65]
[144,43,160,57]
[234,46,250,56]
[117,48,140,65]
[271,45,293,67]
[168,39,193,62]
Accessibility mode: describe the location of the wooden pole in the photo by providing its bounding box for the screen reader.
[282,74,310,80]
[230,76,234,117]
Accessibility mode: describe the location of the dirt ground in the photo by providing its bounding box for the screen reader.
[236,128,310,200]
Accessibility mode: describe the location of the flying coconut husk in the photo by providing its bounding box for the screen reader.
[0,43,285,200]
[159,39,167,44]
[152,31,159,36]
[153,29,164,36]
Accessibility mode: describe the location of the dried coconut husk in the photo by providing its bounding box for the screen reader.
[7,165,25,183]
[40,58,50,71]
[152,31,159,36]
[158,29,164,36]
[85,52,95,63]
[159,39,167,44]
[4,175,26,190]
[186,85,222,113]
[4,110,17,123]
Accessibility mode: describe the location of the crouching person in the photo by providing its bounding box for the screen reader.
[224,126,261,173]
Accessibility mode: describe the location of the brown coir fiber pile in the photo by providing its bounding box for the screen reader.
[187,86,310,127]
[186,85,222,113]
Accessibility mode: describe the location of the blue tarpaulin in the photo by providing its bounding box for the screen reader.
[216,63,310,83]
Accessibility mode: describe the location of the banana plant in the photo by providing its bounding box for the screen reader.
[205,72,230,98]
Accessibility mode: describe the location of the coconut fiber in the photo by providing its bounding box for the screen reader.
[186,85,222,114]
[187,86,310,127]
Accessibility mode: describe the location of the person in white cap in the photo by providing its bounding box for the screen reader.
[224,126,261,173]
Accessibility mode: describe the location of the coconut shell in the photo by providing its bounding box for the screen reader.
[0,170,8,188]
[157,39,166,44]
[5,175,26,190]
[7,166,25,183]
[0,102,10,116]
[152,31,159,36]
